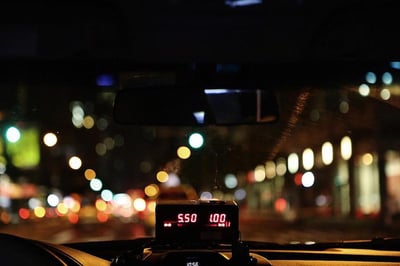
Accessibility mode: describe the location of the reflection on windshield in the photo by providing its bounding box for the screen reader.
[1,64,400,243]
[205,89,278,124]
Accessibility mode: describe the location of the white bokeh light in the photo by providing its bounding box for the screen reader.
[302,172,315,188]
[43,132,58,147]
[188,133,204,149]
[69,156,82,170]
[90,178,103,191]
[6,127,21,143]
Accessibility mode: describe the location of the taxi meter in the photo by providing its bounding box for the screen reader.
[155,200,239,243]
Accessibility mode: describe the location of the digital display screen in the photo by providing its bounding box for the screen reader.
[155,200,239,243]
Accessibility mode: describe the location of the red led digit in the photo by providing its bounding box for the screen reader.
[178,213,184,223]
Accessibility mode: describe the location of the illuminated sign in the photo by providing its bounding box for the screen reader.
[5,126,40,168]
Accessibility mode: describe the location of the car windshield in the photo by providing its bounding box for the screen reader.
[1,1,400,248]
[0,62,399,245]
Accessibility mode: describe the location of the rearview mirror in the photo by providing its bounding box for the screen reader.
[113,87,279,126]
